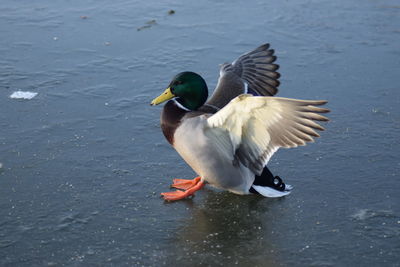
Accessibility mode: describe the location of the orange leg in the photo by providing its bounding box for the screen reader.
[161,176,205,201]
[171,176,201,190]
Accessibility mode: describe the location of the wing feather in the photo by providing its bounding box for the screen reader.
[207,94,330,175]
[205,43,280,110]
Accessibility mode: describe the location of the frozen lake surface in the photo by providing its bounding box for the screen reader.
[1,0,399,266]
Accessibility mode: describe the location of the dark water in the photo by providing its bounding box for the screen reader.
[1,0,399,266]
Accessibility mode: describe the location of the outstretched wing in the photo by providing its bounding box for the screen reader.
[206,94,329,175]
[204,44,280,111]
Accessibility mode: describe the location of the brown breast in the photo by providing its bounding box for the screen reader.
[160,100,188,145]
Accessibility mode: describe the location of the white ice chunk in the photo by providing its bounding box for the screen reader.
[10,91,38,99]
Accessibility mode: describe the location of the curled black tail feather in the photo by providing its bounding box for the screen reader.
[250,166,286,194]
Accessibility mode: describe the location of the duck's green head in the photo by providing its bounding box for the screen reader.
[150,72,208,110]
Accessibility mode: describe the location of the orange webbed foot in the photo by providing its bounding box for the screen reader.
[161,190,191,201]
[171,176,202,190]
[161,176,204,201]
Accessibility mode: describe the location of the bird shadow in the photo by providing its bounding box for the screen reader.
[163,188,288,265]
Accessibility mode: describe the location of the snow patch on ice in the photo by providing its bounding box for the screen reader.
[10,91,38,99]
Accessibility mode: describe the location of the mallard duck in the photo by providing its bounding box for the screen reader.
[151,44,329,201]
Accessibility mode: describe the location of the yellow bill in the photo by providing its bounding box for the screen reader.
[150,87,175,106]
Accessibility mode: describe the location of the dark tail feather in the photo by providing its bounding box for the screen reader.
[250,166,286,194]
